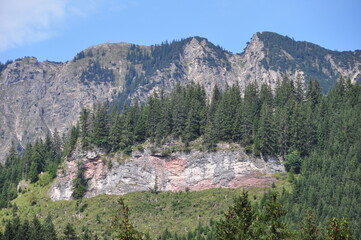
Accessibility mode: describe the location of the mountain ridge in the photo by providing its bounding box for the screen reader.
[0,31,360,163]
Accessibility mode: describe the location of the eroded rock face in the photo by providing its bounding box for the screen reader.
[48,145,285,200]
[1,32,360,163]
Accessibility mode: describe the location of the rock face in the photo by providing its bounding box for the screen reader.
[48,145,284,200]
[1,32,360,163]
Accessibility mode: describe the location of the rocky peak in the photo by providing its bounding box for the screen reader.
[0,32,360,163]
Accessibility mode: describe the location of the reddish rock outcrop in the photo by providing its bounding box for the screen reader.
[48,144,284,200]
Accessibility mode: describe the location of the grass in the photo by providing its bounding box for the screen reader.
[0,173,291,239]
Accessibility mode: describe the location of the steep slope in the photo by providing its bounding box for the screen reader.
[48,143,284,200]
[0,32,360,162]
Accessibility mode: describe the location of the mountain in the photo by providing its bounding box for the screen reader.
[0,32,360,163]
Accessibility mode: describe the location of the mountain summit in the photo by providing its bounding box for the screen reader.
[0,32,360,162]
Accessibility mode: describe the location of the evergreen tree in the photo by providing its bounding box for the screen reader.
[30,216,43,240]
[214,85,240,141]
[255,102,276,156]
[63,125,79,157]
[171,84,188,139]
[241,83,259,147]
[216,191,255,240]
[43,215,57,240]
[79,108,90,150]
[327,217,354,240]
[92,102,110,149]
[262,192,289,240]
[110,198,142,240]
[72,162,88,199]
[156,91,172,142]
[108,107,123,151]
[63,223,78,240]
[300,210,321,240]
[305,79,322,107]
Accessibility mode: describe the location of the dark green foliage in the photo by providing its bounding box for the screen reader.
[92,102,110,149]
[0,75,360,239]
[254,102,276,156]
[73,51,85,62]
[0,134,63,208]
[216,191,255,240]
[257,32,361,92]
[284,79,361,238]
[0,60,13,72]
[110,198,143,240]
[63,125,79,157]
[299,210,321,240]
[80,60,115,85]
[116,37,230,109]
[79,108,91,150]
[214,85,241,141]
[327,217,354,240]
[240,83,260,147]
[63,223,78,240]
[42,216,58,240]
[72,162,88,199]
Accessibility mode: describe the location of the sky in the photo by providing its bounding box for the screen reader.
[0,0,360,63]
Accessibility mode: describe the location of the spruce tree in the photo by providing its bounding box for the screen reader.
[79,108,90,150]
[63,223,78,240]
[216,191,255,240]
[72,162,88,199]
[255,102,276,156]
[42,215,57,240]
[110,198,142,240]
[241,83,259,147]
[92,102,110,149]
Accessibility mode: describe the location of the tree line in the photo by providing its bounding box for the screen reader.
[76,77,321,159]
[1,76,360,238]
[0,132,63,208]
[1,192,353,240]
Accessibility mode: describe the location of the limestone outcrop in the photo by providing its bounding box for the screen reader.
[48,144,285,200]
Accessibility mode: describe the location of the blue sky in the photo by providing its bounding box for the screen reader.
[0,0,360,63]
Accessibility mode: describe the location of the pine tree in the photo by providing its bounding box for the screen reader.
[241,83,259,147]
[79,108,90,150]
[203,119,217,152]
[255,102,276,156]
[72,162,88,199]
[108,108,123,151]
[327,217,354,240]
[306,79,322,107]
[42,215,57,240]
[63,223,78,240]
[20,219,31,240]
[92,102,110,148]
[171,84,187,139]
[300,210,321,240]
[110,198,142,240]
[119,104,135,150]
[262,192,289,240]
[30,217,43,240]
[156,91,172,142]
[216,191,255,240]
[289,102,307,156]
[63,125,79,157]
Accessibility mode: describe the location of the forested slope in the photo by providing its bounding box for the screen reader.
[0,77,360,239]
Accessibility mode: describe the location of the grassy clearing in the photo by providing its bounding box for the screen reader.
[0,173,290,239]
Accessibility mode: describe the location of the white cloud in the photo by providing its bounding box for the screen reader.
[0,0,68,51]
[0,0,138,52]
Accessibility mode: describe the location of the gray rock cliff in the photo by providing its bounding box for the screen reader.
[48,144,285,200]
[0,32,360,163]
